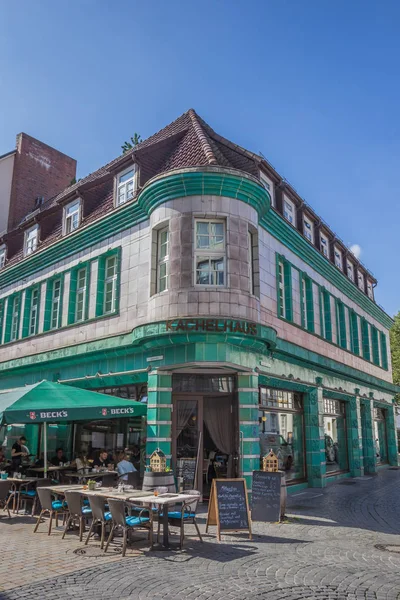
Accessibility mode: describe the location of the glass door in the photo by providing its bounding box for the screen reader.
[172,395,203,493]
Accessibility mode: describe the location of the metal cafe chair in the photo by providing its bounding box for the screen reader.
[85,495,112,549]
[33,487,68,535]
[20,478,53,516]
[0,480,11,518]
[104,498,152,557]
[62,491,92,542]
[162,489,203,549]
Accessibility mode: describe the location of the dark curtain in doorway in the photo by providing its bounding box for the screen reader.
[203,397,234,477]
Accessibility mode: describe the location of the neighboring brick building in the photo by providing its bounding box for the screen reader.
[0,110,397,494]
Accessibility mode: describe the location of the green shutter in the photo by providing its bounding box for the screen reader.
[305,277,314,333]
[0,300,4,344]
[22,288,32,338]
[371,325,380,366]
[380,331,388,370]
[361,318,370,361]
[3,292,22,343]
[283,261,293,322]
[322,290,332,342]
[336,300,347,349]
[68,269,78,325]
[350,310,360,355]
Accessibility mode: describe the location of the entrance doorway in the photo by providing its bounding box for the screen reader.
[171,374,238,496]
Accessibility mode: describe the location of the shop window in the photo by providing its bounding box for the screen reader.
[320,232,329,258]
[259,387,305,482]
[157,227,169,293]
[374,408,388,464]
[95,249,121,317]
[64,199,81,235]
[303,215,314,244]
[301,273,314,332]
[277,257,292,321]
[283,197,296,226]
[323,398,348,474]
[195,220,225,286]
[116,166,136,207]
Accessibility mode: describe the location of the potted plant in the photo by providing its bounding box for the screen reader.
[87,479,96,491]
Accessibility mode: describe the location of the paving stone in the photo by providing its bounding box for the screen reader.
[1,470,400,599]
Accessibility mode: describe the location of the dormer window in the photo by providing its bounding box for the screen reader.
[303,215,314,244]
[0,246,6,269]
[116,166,136,207]
[334,246,343,270]
[260,171,274,206]
[283,197,296,226]
[24,225,39,256]
[347,259,354,282]
[320,232,329,258]
[367,280,374,300]
[358,271,365,291]
[64,199,81,235]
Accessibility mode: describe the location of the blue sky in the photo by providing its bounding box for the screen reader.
[0,1,398,315]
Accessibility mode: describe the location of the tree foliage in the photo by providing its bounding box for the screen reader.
[121,133,142,153]
[390,311,400,402]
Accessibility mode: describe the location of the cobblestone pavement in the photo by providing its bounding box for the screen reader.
[2,469,400,599]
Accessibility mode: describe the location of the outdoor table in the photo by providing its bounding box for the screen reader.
[64,471,117,484]
[6,477,38,513]
[127,492,199,551]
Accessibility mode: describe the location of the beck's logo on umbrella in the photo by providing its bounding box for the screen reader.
[102,408,108,416]
[29,412,36,420]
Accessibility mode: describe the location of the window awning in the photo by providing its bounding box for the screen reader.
[0,380,147,424]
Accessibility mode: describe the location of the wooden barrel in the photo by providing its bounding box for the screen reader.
[142,471,176,492]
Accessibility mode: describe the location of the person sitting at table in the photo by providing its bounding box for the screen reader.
[76,452,90,472]
[93,449,112,468]
[34,452,46,468]
[117,453,137,481]
[51,447,67,466]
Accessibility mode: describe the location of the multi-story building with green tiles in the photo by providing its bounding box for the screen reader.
[0,110,397,495]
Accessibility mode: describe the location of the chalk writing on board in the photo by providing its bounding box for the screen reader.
[251,470,281,523]
[216,480,249,530]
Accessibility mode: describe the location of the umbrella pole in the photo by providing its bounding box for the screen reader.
[44,422,47,478]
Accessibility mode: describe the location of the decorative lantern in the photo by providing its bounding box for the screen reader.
[149,448,167,473]
[262,449,279,472]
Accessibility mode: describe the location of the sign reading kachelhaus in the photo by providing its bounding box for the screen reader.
[165,318,258,336]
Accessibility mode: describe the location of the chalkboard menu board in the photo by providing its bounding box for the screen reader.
[251,470,281,523]
[206,479,252,540]
[177,458,196,490]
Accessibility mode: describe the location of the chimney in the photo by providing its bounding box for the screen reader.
[7,133,77,230]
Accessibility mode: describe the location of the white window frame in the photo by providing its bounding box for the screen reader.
[75,268,87,323]
[358,271,365,291]
[0,246,6,269]
[50,279,62,330]
[157,227,169,293]
[303,215,314,244]
[29,288,39,336]
[334,246,343,270]
[367,280,374,300]
[278,260,286,318]
[283,197,296,226]
[24,225,39,256]
[347,259,354,282]
[115,165,137,207]
[320,232,329,258]
[194,219,226,287]
[301,275,309,329]
[64,199,81,235]
[260,171,274,206]
[103,256,118,314]
[10,295,20,342]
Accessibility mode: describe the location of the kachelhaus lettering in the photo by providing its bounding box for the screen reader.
[166,319,257,336]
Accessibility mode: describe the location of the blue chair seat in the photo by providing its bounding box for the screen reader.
[125,515,149,527]
[83,499,90,506]
[52,500,67,510]
[166,511,196,519]
[21,489,36,497]
[104,511,112,522]
[82,507,92,515]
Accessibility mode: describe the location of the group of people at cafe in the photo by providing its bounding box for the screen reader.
[0,435,140,480]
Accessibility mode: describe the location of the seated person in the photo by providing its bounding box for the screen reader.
[93,449,112,468]
[117,453,137,481]
[76,453,90,472]
[35,453,46,468]
[51,447,67,466]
